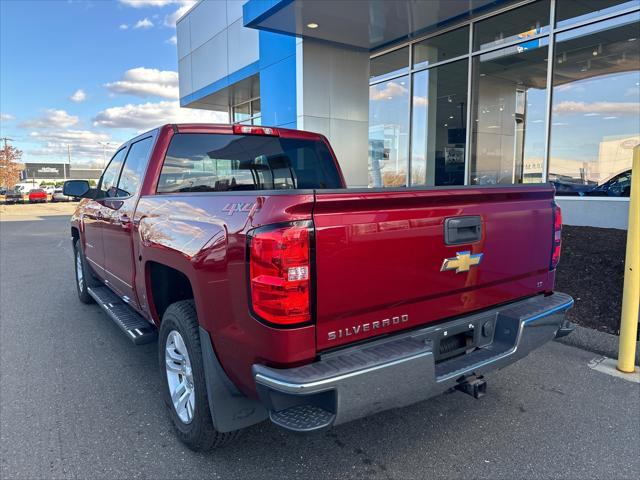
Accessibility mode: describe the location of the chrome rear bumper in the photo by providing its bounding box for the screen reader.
[253,292,574,432]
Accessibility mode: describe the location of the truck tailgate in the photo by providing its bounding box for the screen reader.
[312,185,556,350]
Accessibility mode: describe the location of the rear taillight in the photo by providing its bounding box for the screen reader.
[551,203,562,270]
[248,221,312,326]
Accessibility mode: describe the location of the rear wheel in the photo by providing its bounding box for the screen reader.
[159,300,241,451]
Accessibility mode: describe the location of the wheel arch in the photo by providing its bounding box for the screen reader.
[146,261,195,324]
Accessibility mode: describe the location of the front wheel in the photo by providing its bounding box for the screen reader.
[159,300,241,451]
[73,239,96,304]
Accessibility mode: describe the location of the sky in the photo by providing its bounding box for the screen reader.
[0,0,226,167]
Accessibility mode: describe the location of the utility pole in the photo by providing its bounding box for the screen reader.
[1,137,14,152]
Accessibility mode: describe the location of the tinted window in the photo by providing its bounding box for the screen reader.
[100,148,127,197]
[157,134,342,193]
[370,46,409,83]
[556,0,638,28]
[413,27,469,68]
[473,0,550,51]
[118,137,154,197]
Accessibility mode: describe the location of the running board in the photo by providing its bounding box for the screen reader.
[87,286,157,345]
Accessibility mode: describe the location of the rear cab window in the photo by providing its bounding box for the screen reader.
[157,133,342,193]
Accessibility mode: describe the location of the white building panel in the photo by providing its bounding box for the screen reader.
[227,18,259,73]
[191,31,228,91]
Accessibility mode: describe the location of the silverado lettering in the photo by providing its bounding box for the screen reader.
[328,315,410,341]
[65,123,574,452]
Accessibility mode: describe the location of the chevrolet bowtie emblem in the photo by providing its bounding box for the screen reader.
[440,251,483,273]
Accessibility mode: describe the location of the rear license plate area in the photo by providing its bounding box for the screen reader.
[435,330,476,362]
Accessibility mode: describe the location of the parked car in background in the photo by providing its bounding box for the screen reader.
[42,185,56,195]
[51,187,71,202]
[14,183,36,194]
[4,188,24,204]
[583,170,632,197]
[28,189,47,203]
[65,124,574,451]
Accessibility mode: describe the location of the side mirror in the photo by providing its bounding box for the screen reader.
[63,180,91,198]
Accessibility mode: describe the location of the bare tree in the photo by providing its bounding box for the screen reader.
[0,143,23,188]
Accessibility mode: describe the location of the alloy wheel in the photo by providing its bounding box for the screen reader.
[165,330,196,424]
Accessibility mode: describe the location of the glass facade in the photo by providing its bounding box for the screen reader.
[549,12,640,195]
[368,0,640,194]
[470,39,549,185]
[411,60,468,186]
[232,97,261,126]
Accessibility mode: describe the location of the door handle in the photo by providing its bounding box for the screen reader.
[445,216,482,245]
[118,214,132,231]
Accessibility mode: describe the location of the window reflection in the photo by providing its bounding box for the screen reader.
[411,60,468,186]
[549,14,640,196]
[118,137,153,197]
[370,47,410,83]
[413,27,469,68]
[369,76,411,187]
[556,0,639,28]
[470,39,549,184]
[473,0,550,51]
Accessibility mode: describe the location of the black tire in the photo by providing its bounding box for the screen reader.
[73,239,99,304]
[159,300,241,451]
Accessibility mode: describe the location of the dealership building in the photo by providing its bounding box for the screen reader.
[176,0,639,229]
[20,163,102,184]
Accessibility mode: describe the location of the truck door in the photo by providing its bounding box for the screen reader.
[82,147,127,274]
[101,136,154,305]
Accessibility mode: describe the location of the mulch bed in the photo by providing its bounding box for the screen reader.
[555,226,627,335]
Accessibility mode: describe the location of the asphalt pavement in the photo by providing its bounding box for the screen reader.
[1,207,639,479]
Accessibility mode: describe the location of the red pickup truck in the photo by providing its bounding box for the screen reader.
[64,124,574,451]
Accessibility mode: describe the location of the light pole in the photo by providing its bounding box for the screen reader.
[66,144,72,181]
[99,142,114,168]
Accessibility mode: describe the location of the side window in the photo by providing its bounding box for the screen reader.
[117,137,154,197]
[100,148,127,197]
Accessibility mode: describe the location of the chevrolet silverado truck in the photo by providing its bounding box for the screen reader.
[64,124,575,451]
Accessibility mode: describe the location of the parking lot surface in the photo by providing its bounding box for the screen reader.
[1,208,639,480]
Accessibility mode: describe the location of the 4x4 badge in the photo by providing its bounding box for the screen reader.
[441,251,483,273]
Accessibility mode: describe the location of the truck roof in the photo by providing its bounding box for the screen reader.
[163,124,326,140]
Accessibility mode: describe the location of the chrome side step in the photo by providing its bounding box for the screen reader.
[87,286,157,345]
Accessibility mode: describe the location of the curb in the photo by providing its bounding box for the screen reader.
[555,325,640,366]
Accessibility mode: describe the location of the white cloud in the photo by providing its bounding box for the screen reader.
[27,129,119,162]
[93,101,227,130]
[70,89,87,103]
[167,35,177,45]
[164,1,195,27]
[553,101,640,116]
[119,24,129,30]
[105,67,179,99]
[134,17,154,29]
[118,0,195,28]
[370,82,408,101]
[119,0,175,7]
[0,113,15,121]
[21,109,79,129]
